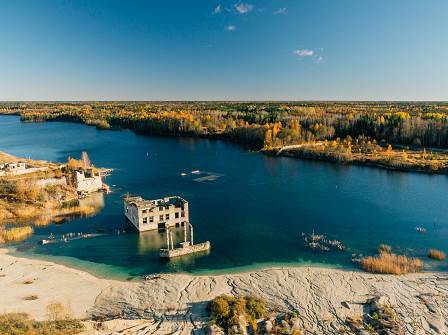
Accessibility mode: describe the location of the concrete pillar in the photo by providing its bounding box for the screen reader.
[190,223,194,246]
[166,229,170,249]
[169,231,174,250]
[183,222,187,243]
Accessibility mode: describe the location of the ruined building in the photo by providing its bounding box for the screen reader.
[124,195,189,231]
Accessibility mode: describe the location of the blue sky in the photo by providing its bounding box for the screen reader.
[0,0,447,101]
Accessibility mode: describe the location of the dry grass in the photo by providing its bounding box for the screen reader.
[0,152,21,165]
[428,249,446,261]
[360,252,423,275]
[0,312,83,335]
[33,216,52,226]
[12,205,40,219]
[0,226,33,243]
[47,302,70,321]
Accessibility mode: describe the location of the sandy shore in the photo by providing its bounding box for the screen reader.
[0,249,115,320]
[1,249,447,334]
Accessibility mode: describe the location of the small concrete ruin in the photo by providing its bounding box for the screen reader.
[72,168,103,193]
[0,161,48,176]
[66,152,105,195]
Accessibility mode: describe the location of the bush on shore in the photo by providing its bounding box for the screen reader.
[360,251,423,275]
[428,249,446,261]
[210,295,266,333]
[0,313,83,335]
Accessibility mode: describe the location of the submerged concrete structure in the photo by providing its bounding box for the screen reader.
[160,222,210,258]
[124,195,189,231]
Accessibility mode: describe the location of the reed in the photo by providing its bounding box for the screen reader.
[0,226,33,243]
[428,249,446,261]
[360,252,423,275]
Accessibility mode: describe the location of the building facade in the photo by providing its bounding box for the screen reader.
[124,195,189,231]
[72,168,103,193]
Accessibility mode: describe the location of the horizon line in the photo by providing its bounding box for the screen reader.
[1,100,448,104]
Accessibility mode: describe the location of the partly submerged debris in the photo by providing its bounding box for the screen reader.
[302,231,346,252]
[415,226,427,233]
[40,232,104,245]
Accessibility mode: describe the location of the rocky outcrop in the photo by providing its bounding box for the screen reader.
[85,268,448,335]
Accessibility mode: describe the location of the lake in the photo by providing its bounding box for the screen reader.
[1,115,447,279]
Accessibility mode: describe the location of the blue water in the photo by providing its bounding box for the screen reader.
[1,115,447,279]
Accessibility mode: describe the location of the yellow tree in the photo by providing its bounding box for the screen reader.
[264,129,273,148]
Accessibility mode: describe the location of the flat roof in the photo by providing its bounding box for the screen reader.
[125,195,187,209]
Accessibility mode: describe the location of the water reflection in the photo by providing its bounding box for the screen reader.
[79,192,105,209]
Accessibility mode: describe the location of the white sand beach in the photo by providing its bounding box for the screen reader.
[0,248,447,334]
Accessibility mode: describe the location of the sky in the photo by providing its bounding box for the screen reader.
[0,0,447,101]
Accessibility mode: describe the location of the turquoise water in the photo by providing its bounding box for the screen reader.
[1,115,447,279]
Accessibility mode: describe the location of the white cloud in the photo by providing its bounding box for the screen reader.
[213,4,221,14]
[225,25,236,31]
[274,7,287,15]
[293,49,324,63]
[293,49,314,57]
[235,3,254,14]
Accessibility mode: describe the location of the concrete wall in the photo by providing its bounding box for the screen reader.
[160,241,210,258]
[124,197,189,232]
[124,202,142,230]
[0,166,48,177]
[74,170,102,193]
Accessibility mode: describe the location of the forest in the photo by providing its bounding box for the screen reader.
[1,101,448,173]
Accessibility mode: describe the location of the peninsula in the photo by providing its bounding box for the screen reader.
[0,151,108,243]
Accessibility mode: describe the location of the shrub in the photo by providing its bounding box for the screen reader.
[360,252,423,275]
[210,295,267,332]
[428,249,446,261]
[245,296,266,320]
[210,296,232,327]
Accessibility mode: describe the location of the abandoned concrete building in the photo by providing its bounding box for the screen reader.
[124,195,189,231]
[0,161,47,176]
[70,168,103,193]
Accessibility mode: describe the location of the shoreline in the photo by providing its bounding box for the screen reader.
[3,113,448,176]
[1,248,447,334]
[263,146,448,175]
[8,245,353,281]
